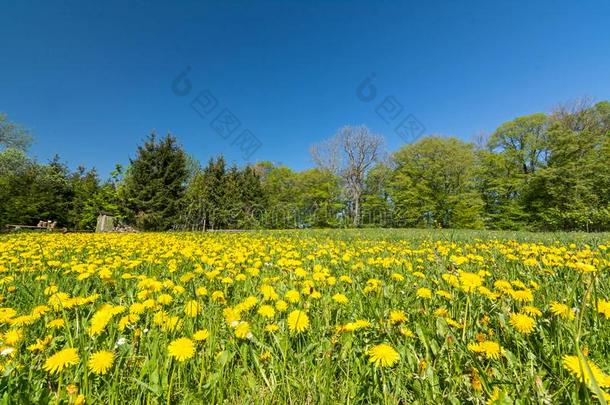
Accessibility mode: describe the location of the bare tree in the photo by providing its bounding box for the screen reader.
[310,136,340,174]
[471,130,490,151]
[311,125,384,226]
[0,113,32,151]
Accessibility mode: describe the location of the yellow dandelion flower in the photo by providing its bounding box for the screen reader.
[433,307,449,317]
[88,309,114,336]
[510,313,536,334]
[521,306,542,317]
[157,294,173,305]
[468,340,502,360]
[523,258,538,267]
[285,290,301,303]
[486,387,505,404]
[332,294,349,304]
[459,271,482,292]
[87,350,114,375]
[275,300,288,312]
[211,291,225,303]
[389,310,407,324]
[184,300,202,317]
[167,338,195,362]
[445,317,463,328]
[193,329,210,341]
[129,303,145,315]
[27,335,53,352]
[575,262,597,273]
[341,319,371,332]
[31,305,50,316]
[416,288,432,299]
[510,289,534,303]
[265,323,279,333]
[43,348,80,374]
[257,305,275,319]
[478,286,499,300]
[562,355,610,388]
[260,285,279,301]
[367,344,400,367]
[161,316,182,332]
[235,321,252,339]
[471,369,482,391]
[494,280,512,293]
[399,326,415,337]
[2,329,22,345]
[287,310,310,333]
[46,318,65,329]
[435,290,453,300]
[223,307,241,325]
[66,383,78,395]
[550,302,575,320]
[241,296,258,310]
[597,300,610,319]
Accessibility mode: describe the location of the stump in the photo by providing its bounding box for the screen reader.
[96,214,115,233]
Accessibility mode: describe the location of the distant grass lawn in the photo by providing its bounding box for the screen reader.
[263,227,610,244]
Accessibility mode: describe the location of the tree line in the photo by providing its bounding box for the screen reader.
[1,99,609,231]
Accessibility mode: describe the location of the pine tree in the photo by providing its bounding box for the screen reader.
[206,156,226,229]
[239,165,266,228]
[221,165,243,228]
[120,133,187,230]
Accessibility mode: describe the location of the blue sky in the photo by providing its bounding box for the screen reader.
[1,0,610,177]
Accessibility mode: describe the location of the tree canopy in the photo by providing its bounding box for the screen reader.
[1,101,609,231]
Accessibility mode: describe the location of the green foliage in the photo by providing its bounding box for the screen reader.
[184,156,227,230]
[477,103,610,231]
[181,157,267,230]
[67,167,120,230]
[391,137,484,229]
[260,165,299,228]
[239,165,267,228]
[119,133,187,231]
[361,163,393,227]
[0,113,120,230]
[524,103,610,231]
[0,154,72,227]
[0,151,120,230]
[2,101,610,231]
[295,168,342,227]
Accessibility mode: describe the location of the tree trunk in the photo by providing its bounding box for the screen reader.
[353,195,360,227]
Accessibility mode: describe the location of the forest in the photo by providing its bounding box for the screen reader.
[1,99,609,232]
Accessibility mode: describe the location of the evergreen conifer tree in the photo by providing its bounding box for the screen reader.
[120,133,187,230]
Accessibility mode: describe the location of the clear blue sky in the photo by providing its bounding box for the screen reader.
[2,0,610,177]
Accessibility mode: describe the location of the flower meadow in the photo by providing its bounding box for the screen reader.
[0,231,609,404]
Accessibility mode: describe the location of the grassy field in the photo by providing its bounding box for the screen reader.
[1,229,609,404]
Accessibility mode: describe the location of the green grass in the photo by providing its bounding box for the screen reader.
[0,230,608,404]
